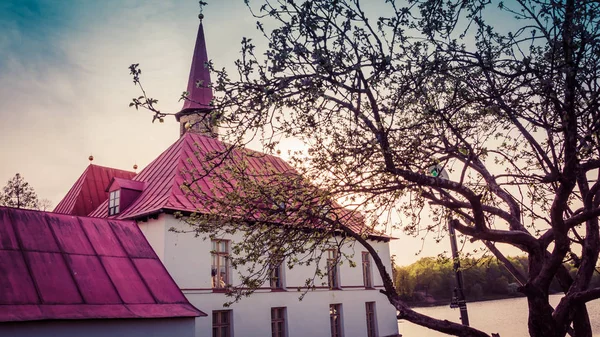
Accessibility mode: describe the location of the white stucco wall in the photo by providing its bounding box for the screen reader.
[139,214,399,337]
[138,219,166,263]
[0,318,196,337]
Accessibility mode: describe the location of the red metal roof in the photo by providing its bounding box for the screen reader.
[54,164,136,217]
[107,177,146,192]
[0,207,205,322]
[89,132,291,219]
[178,19,213,113]
[87,133,372,236]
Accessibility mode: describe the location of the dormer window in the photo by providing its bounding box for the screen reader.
[105,178,145,216]
[108,190,120,215]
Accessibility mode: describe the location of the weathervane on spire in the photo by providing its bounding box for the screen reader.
[198,1,207,21]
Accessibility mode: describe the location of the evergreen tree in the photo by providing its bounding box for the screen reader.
[0,173,39,209]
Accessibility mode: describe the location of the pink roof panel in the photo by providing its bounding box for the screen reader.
[54,164,136,217]
[80,218,127,257]
[26,251,83,304]
[100,256,154,304]
[108,177,146,192]
[109,221,156,258]
[65,254,121,304]
[11,210,59,252]
[0,210,18,250]
[45,214,95,255]
[133,258,187,304]
[0,207,204,322]
[0,250,38,304]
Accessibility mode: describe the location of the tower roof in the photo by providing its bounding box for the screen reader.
[178,18,213,116]
[0,207,204,322]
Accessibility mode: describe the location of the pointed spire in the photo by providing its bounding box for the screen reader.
[176,12,217,138]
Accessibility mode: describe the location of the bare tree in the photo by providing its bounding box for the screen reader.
[38,198,53,211]
[133,0,600,336]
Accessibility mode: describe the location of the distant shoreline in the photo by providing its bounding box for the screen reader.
[406,293,526,308]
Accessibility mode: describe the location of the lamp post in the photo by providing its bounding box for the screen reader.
[428,165,470,326]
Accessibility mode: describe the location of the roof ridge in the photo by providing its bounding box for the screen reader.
[165,133,200,208]
[89,163,136,174]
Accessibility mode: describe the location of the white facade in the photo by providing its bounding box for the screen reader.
[139,214,399,337]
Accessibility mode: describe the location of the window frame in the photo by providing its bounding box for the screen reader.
[365,302,377,337]
[329,303,343,337]
[108,190,120,215]
[362,252,373,288]
[327,249,340,289]
[271,307,287,337]
[211,239,230,289]
[270,262,285,290]
[212,310,232,337]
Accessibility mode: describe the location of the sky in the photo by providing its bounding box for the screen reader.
[0,0,515,266]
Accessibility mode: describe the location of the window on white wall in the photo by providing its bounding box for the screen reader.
[271,307,287,337]
[211,240,229,289]
[327,249,340,289]
[330,304,343,337]
[270,262,284,289]
[212,310,232,337]
[362,252,373,288]
[365,302,378,337]
[108,190,120,215]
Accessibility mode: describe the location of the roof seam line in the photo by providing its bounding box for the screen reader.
[76,216,125,305]
[105,220,161,304]
[5,210,43,304]
[44,213,86,304]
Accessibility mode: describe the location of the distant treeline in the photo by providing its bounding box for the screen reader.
[394,256,600,306]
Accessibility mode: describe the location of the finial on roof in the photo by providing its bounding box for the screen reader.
[89,155,94,163]
[133,164,138,171]
[198,1,206,21]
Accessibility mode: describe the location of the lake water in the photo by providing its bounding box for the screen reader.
[398,294,600,336]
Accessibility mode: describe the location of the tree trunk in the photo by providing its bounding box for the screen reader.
[527,292,559,337]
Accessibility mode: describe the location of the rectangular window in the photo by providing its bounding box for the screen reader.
[212,310,231,337]
[108,190,120,215]
[362,252,372,288]
[330,304,343,337]
[211,240,229,289]
[270,263,284,289]
[365,302,377,337]
[271,307,287,337]
[327,249,339,289]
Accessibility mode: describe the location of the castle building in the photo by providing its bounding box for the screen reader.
[54,14,400,337]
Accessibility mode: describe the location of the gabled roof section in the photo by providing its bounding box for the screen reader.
[0,207,205,322]
[89,132,295,220]
[178,19,213,114]
[107,177,146,192]
[54,164,136,217]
